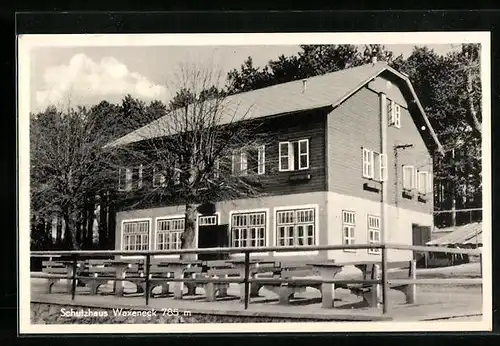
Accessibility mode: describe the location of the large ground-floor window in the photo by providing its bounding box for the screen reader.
[231,212,266,247]
[123,220,150,251]
[276,208,315,246]
[156,217,184,250]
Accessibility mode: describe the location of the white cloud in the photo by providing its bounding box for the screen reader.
[35,53,167,110]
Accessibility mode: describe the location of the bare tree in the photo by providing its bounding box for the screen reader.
[107,63,276,258]
[30,105,125,249]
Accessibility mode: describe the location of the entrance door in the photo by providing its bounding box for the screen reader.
[197,215,229,261]
[412,224,431,264]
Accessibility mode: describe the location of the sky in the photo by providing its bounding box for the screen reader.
[29,44,461,113]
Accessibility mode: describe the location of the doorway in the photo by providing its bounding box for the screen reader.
[197,214,229,261]
[412,223,431,266]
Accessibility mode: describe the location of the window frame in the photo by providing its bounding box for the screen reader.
[342,210,356,252]
[154,215,185,259]
[417,170,431,195]
[118,167,133,191]
[367,215,381,254]
[258,145,266,175]
[298,139,310,170]
[279,141,292,172]
[276,207,316,248]
[229,210,268,250]
[121,218,151,259]
[402,165,416,191]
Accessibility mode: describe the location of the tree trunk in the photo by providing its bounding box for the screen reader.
[465,64,481,135]
[86,197,95,249]
[181,203,197,261]
[63,208,80,250]
[98,192,108,249]
[108,191,117,250]
[56,216,63,247]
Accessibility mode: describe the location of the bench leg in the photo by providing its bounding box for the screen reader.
[278,286,293,305]
[205,283,216,302]
[46,279,56,294]
[174,282,184,299]
[218,284,228,297]
[186,283,197,296]
[406,260,417,304]
[161,283,170,296]
[250,283,261,297]
[371,264,381,308]
[321,283,335,308]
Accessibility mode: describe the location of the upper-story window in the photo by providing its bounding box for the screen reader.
[402,165,416,190]
[362,148,387,181]
[279,139,309,172]
[417,170,432,195]
[118,165,143,191]
[388,100,401,128]
[232,145,266,176]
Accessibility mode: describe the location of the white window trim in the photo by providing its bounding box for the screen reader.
[120,217,152,260]
[152,167,167,188]
[342,210,357,252]
[298,139,310,170]
[402,165,416,191]
[118,167,133,191]
[278,141,292,172]
[273,204,320,257]
[367,215,381,255]
[362,148,374,179]
[417,170,431,194]
[137,164,143,189]
[240,151,248,175]
[379,153,388,182]
[229,208,270,258]
[153,214,185,259]
[394,103,401,128]
[258,145,266,175]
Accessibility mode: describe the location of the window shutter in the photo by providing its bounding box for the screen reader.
[288,142,295,171]
[258,145,265,175]
[137,165,143,189]
[388,100,395,125]
[428,172,433,194]
[380,154,388,181]
[298,139,309,169]
[394,104,401,128]
[240,151,248,175]
[279,142,290,171]
[362,148,372,178]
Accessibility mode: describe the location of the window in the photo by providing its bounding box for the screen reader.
[367,215,381,254]
[279,139,310,172]
[342,211,356,250]
[276,208,315,247]
[199,215,218,226]
[362,149,387,181]
[153,167,166,187]
[233,146,266,176]
[118,167,133,191]
[417,170,431,194]
[231,212,266,248]
[362,148,374,178]
[388,100,401,128]
[156,218,184,250]
[123,220,150,251]
[402,165,416,190]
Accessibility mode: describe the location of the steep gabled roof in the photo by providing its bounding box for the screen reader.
[106,61,443,154]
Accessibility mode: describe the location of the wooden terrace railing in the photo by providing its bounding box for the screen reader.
[30,243,483,315]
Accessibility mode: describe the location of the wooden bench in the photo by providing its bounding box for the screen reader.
[350,260,416,306]
[42,260,87,294]
[261,264,321,305]
[84,259,139,296]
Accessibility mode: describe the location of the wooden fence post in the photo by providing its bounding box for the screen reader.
[381,246,389,314]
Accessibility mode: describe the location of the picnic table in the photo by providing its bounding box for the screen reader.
[224,258,279,302]
[84,259,139,297]
[42,259,86,294]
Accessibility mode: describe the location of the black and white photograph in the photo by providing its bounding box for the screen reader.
[18,32,491,333]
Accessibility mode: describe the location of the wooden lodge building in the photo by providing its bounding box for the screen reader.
[107,61,444,263]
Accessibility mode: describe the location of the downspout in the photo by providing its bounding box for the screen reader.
[380,93,389,247]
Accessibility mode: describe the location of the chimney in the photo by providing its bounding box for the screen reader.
[371,56,377,65]
[302,79,307,93]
